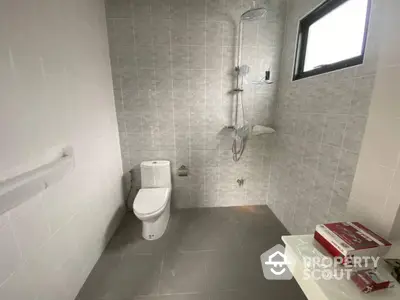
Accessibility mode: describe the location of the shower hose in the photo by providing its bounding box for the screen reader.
[232,69,246,162]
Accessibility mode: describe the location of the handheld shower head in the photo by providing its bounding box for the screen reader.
[238,65,250,76]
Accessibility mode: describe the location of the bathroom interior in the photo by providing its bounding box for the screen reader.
[1,0,400,299]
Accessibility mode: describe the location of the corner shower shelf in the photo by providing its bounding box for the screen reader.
[0,147,74,215]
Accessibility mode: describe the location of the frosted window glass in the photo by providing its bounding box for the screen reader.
[303,0,369,72]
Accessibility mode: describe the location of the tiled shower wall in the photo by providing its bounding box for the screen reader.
[270,0,385,234]
[106,0,286,208]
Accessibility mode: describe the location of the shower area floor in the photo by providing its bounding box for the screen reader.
[76,206,306,300]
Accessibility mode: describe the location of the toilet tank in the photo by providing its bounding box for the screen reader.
[140,161,171,188]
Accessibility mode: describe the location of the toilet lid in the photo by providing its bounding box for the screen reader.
[133,188,170,215]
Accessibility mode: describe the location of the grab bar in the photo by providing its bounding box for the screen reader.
[0,147,74,215]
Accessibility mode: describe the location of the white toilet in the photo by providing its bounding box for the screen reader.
[133,160,172,240]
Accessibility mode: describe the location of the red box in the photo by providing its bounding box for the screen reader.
[314,222,392,262]
[351,269,394,293]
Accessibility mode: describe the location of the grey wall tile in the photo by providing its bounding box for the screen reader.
[302,140,319,170]
[189,46,206,69]
[151,0,171,20]
[188,21,206,45]
[221,46,237,75]
[132,2,152,23]
[205,70,222,99]
[173,79,190,98]
[113,88,124,112]
[305,114,325,142]
[337,149,358,184]
[242,22,258,46]
[135,46,155,69]
[172,45,189,69]
[322,115,347,147]
[343,116,367,153]
[222,21,238,47]
[172,186,192,208]
[351,75,375,115]
[293,113,308,138]
[155,69,173,91]
[293,206,310,234]
[317,144,341,182]
[171,0,187,19]
[153,19,171,46]
[136,69,156,91]
[329,192,349,221]
[206,46,222,70]
[134,21,154,45]
[206,0,229,22]
[333,179,352,199]
[108,0,285,209]
[154,46,171,69]
[270,0,380,233]
[171,19,188,45]
[106,0,132,18]
[123,113,142,134]
[206,21,223,46]
[309,198,330,226]
[188,0,206,21]
[190,131,206,150]
[108,19,135,50]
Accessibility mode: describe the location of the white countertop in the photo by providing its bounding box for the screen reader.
[282,235,400,300]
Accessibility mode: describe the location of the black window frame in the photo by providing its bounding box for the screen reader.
[293,0,372,81]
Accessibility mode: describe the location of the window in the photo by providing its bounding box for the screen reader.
[293,0,371,81]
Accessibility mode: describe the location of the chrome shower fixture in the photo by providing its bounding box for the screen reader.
[238,64,250,76]
[231,5,267,162]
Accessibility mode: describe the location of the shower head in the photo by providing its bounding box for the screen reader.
[240,7,267,21]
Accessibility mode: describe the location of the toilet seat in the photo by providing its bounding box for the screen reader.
[133,188,170,217]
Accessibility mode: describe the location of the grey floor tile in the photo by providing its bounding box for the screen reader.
[210,290,265,300]
[205,250,266,292]
[223,206,290,254]
[240,223,289,254]
[77,252,162,299]
[76,250,124,300]
[170,208,246,251]
[210,281,307,300]
[158,251,209,294]
[134,293,209,300]
[107,213,180,255]
[76,206,306,300]
[232,206,289,234]
[114,253,162,297]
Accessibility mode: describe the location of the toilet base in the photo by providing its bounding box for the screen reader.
[142,202,170,240]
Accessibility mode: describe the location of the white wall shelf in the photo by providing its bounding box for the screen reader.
[282,235,400,300]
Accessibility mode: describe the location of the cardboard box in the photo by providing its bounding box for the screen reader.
[314,222,392,262]
[351,269,394,293]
